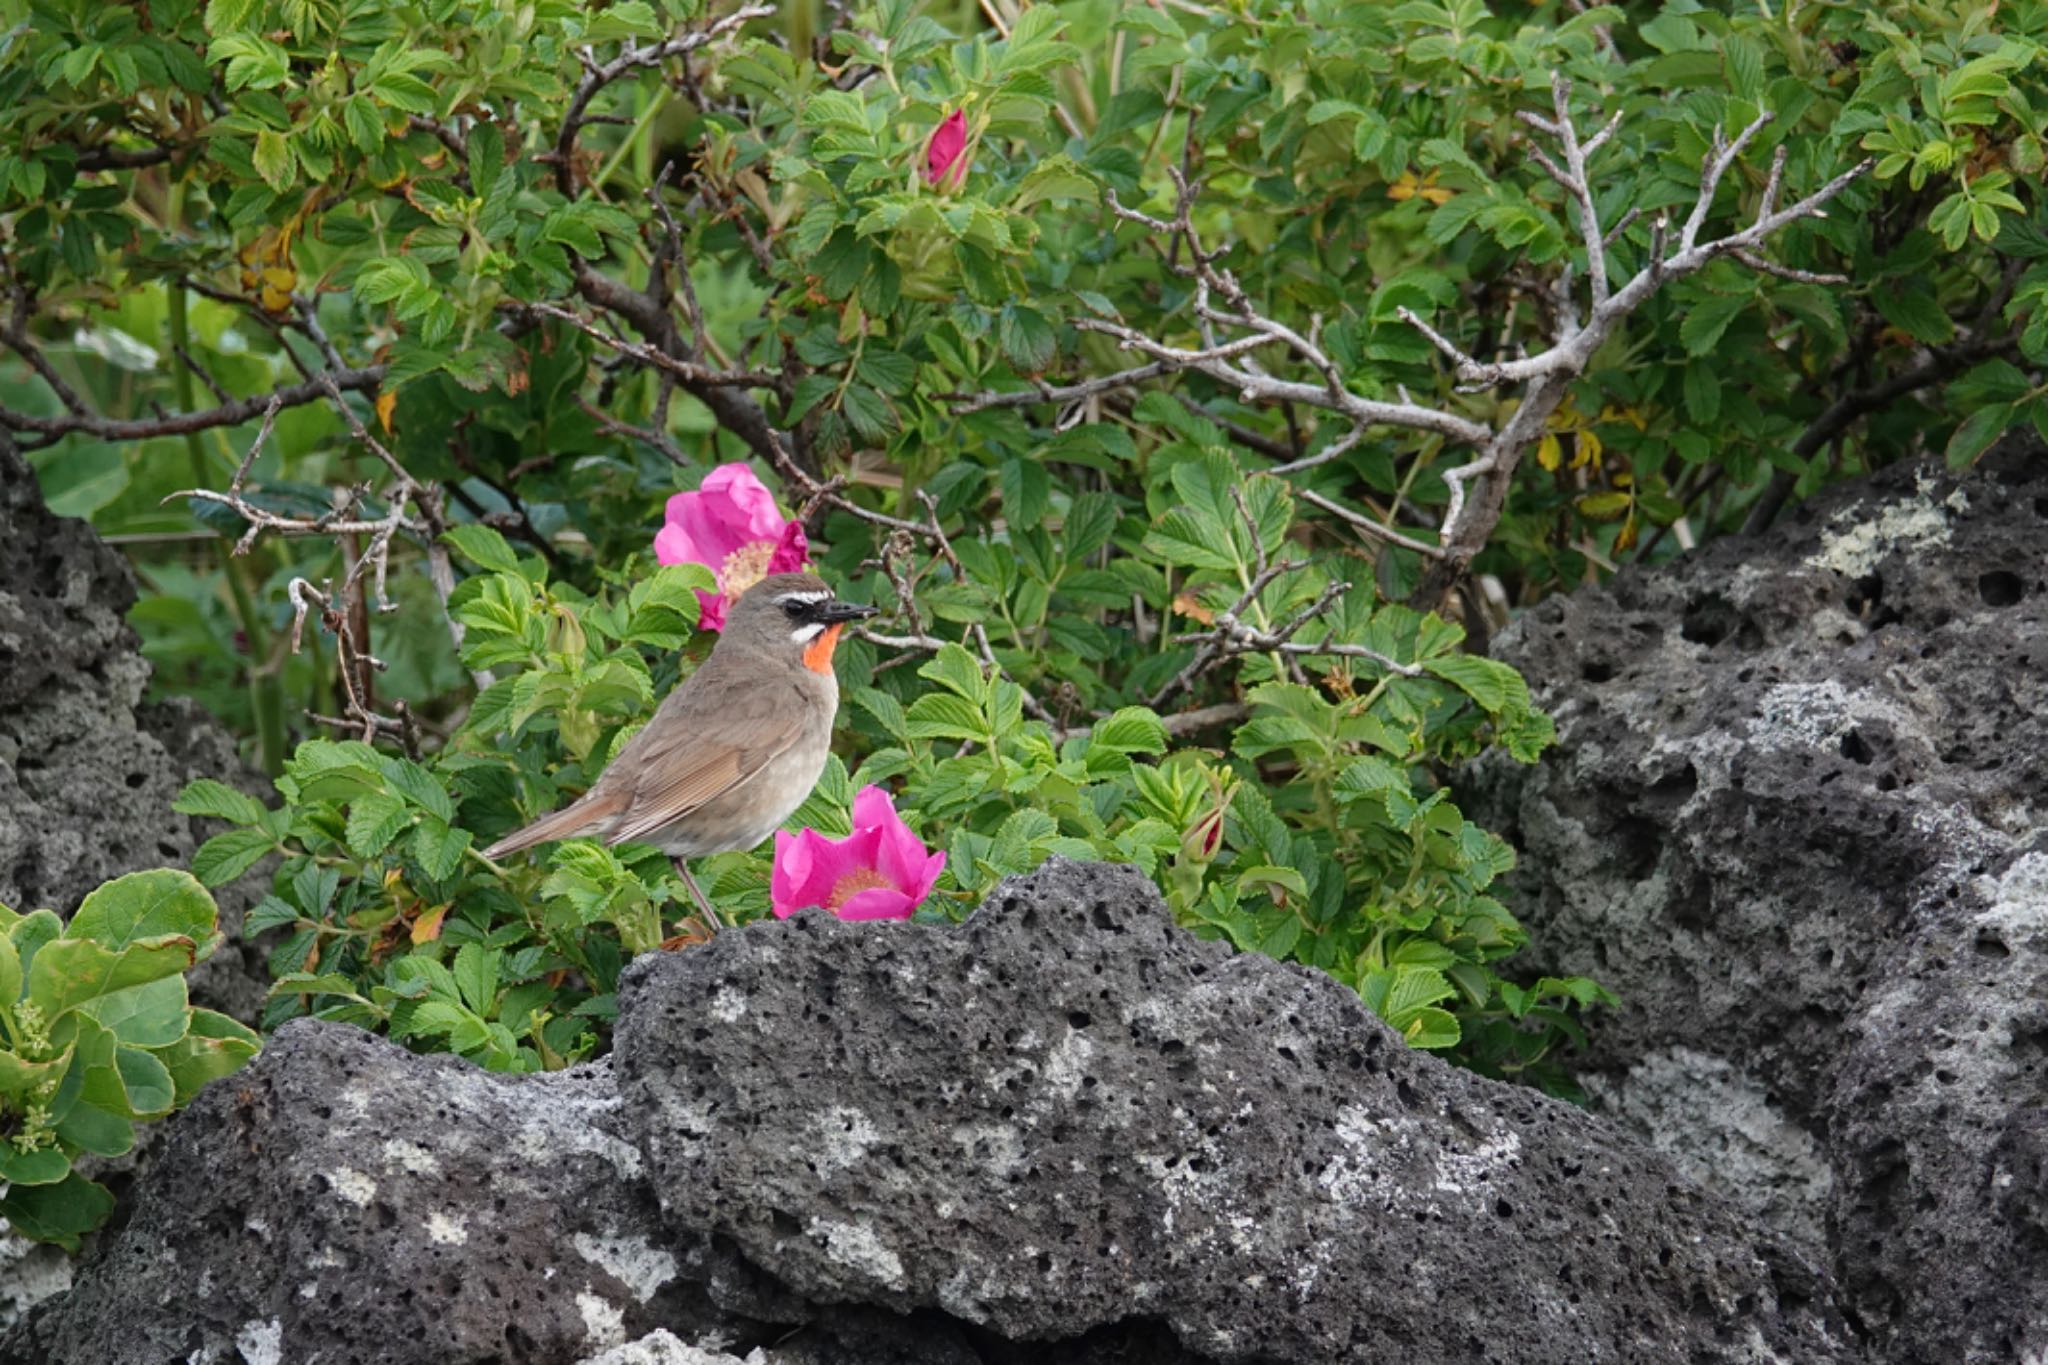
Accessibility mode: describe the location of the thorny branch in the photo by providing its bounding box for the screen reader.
[951,75,1870,614]
[1150,488,1418,711]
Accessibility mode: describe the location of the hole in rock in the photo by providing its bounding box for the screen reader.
[1978,571,2024,607]
[1974,933,2011,959]
[1839,731,1875,765]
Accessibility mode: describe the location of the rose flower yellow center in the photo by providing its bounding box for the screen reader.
[719,540,779,602]
[828,867,895,910]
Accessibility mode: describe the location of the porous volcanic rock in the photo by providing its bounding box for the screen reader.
[613,858,1852,1363]
[2,1020,728,1365]
[0,439,268,1023]
[12,860,1855,1364]
[1465,439,2048,1363]
[0,439,284,1328]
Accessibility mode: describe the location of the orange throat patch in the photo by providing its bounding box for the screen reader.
[804,622,844,673]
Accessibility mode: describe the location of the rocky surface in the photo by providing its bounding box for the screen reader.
[11,859,1855,1365]
[0,439,284,1329]
[0,438,269,1023]
[1465,438,2048,1364]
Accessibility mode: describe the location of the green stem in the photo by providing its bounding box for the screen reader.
[593,83,666,194]
[165,226,287,775]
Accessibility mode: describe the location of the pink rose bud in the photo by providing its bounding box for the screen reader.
[923,109,969,189]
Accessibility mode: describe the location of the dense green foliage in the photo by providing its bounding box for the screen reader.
[8,0,2045,1096]
[0,872,260,1248]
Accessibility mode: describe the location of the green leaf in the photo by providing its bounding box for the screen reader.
[997,303,1056,372]
[344,793,412,859]
[904,693,989,743]
[191,827,274,887]
[1089,707,1167,755]
[453,943,499,1015]
[204,0,262,32]
[252,129,295,193]
[70,870,217,951]
[444,524,522,574]
[1872,285,1955,344]
[411,817,472,882]
[917,644,989,703]
[113,1045,176,1118]
[0,1145,71,1188]
[382,758,455,822]
[1945,403,2012,472]
[54,1103,134,1159]
[1421,655,1519,712]
[157,1009,261,1105]
[28,936,199,1017]
[1011,155,1098,212]
[0,1172,115,1251]
[78,974,189,1048]
[172,779,265,826]
[1398,1006,1460,1049]
[1678,293,1751,356]
[0,932,18,1007]
[1681,361,1721,426]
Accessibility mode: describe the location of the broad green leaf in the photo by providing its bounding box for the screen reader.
[0,1172,115,1251]
[0,1145,70,1188]
[28,937,198,1017]
[79,975,190,1048]
[0,932,18,1006]
[54,1103,134,1159]
[157,1009,261,1105]
[114,1045,176,1118]
[70,870,217,950]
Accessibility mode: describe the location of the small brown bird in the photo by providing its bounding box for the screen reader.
[481,571,876,929]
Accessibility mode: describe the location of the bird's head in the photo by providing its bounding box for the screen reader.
[722,571,877,674]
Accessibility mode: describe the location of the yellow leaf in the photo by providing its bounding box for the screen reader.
[410,903,449,946]
[1577,489,1633,520]
[261,266,295,290]
[1388,168,1454,205]
[374,390,398,435]
[1536,433,1563,471]
[1571,426,1603,470]
[259,284,293,313]
[1615,512,1639,553]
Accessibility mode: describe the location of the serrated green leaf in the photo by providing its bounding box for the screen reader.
[172,779,265,826]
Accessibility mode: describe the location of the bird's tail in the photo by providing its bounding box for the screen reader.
[480,789,626,861]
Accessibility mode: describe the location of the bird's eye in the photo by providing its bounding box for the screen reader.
[781,600,808,619]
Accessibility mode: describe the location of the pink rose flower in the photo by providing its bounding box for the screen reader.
[653,462,810,632]
[923,109,969,190]
[771,785,947,921]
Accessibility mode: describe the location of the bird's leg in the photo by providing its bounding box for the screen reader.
[673,858,722,936]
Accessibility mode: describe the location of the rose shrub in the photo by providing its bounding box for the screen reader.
[9,0,2045,1096]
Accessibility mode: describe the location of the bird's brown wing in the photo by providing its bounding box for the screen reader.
[601,661,807,847]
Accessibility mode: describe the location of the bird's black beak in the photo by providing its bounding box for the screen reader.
[818,600,879,624]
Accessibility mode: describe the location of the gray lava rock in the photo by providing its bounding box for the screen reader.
[4,1019,725,1365]
[0,439,269,1024]
[613,858,1855,1364]
[1465,440,2048,1363]
[15,860,1857,1365]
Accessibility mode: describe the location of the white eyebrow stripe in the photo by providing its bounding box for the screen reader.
[791,622,826,642]
[775,590,831,605]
